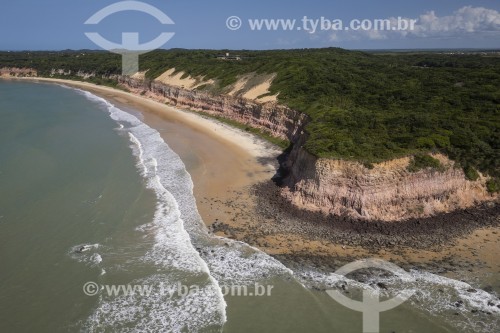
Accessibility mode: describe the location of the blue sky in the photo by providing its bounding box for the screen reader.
[1,0,499,50]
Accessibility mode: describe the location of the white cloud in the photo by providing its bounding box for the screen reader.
[411,6,500,37]
[329,6,500,42]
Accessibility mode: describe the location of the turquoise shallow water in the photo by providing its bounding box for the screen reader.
[0,80,497,333]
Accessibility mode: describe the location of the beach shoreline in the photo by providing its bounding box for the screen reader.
[4,77,499,293]
[4,77,281,230]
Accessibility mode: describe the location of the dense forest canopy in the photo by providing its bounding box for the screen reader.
[1,48,498,178]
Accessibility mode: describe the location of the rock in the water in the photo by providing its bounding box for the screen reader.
[377,282,388,290]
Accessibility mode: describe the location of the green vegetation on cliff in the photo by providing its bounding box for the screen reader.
[407,154,445,173]
[1,48,498,178]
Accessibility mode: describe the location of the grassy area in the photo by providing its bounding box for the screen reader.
[407,154,445,173]
[486,179,500,193]
[463,166,480,181]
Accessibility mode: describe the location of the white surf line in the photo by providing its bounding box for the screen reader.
[77,88,228,329]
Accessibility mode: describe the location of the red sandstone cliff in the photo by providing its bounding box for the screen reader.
[112,74,497,222]
[113,75,308,142]
[0,67,37,77]
[281,135,496,221]
[3,68,497,221]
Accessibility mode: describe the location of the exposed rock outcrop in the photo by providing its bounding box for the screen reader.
[48,69,95,79]
[112,74,497,222]
[281,135,497,221]
[114,75,307,142]
[0,67,37,77]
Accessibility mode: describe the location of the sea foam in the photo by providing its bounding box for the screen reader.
[78,90,227,332]
[75,88,294,332]
[294,264,500,333]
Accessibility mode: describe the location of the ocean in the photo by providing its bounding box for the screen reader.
[0,80,497,332]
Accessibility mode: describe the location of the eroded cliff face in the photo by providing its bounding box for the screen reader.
[2,68,496,221]
[282,136,497,221]
[114,75,308,142]
[0,67,37,77]
[135,69,496,221]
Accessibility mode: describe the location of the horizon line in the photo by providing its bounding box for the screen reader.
[1,47,500,53]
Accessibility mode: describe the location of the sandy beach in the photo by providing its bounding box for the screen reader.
[7,77,499,292]
[10,77,280,227]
